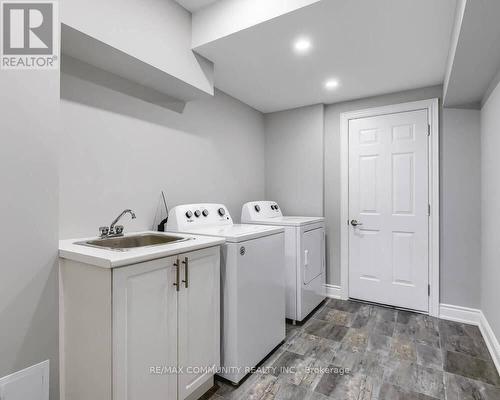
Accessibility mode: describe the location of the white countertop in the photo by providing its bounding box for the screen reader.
[59,231,225,268]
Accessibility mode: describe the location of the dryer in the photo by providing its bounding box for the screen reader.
[167,203,285,384]
[241,201,326,323]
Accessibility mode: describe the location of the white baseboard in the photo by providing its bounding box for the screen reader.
[439,303,500,376]
[478,311,500,376]
[439,303,482,325]
[325,284,343,299]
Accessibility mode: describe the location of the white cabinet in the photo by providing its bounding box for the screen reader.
[177,250,220,399]
[113,256,178,400]
[113,247,220,400]
[60,246,220,400]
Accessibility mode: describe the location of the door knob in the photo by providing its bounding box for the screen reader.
[351,219,363,227]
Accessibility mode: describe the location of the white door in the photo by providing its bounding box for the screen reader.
[302,227,324,285]
[113,257,178,400]
[348,109,429,312]
[178,248,220,400]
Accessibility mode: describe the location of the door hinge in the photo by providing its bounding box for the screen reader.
[427,124,431,136]
[428,284,431,296]
[428,203,431,216]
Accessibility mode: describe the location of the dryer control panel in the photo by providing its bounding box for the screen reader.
[241,201,283,221]
[167,203,233,231]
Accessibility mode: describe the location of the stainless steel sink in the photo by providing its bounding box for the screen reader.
[76,233,191,251]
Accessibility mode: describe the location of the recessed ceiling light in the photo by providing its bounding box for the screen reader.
[293,37,312,54]
[325,79,340,90]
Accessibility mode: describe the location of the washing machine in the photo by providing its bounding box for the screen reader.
[241,201,326,323]
[166,203,285,384]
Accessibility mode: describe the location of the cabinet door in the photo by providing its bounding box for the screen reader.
[113,257,178,400]
[178,248,220,400]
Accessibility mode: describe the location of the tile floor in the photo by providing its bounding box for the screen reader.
[203,299,500,400]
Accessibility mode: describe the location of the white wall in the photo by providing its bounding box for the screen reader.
[0,68,59,396]
[62,0,213,94]
[442,108,481,308]
[60,62,265,238]
[264,104,324,216]
[480,80,500,343]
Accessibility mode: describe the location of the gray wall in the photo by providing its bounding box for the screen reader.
[0,68,59,395]
[441,108,481,308]
[264,104,324,216]
[324,85,443,286]
[262,86,482,309]
[480,79,500,343]
[60,62,266,238]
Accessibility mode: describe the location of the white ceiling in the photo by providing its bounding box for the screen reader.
[194,0,457,113]
[175,0,219,13]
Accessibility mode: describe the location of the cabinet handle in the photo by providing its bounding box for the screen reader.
[173,258,180,291]
[182,257,189,288]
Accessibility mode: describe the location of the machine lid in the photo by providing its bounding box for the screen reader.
[241,201,324,226]
[177,224,284,243]
[243,216,324,227]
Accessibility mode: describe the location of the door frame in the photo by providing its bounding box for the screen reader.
[339,98,440,317]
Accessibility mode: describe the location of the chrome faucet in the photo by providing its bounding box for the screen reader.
[99,209,137,238]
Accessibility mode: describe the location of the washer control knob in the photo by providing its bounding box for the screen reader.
[254,205,261,212]
[202,209,209,217]
[194,210,201,218]
[185,210,193,218]
[218,208,225,216]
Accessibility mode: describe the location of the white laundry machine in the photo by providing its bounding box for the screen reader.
[167,204,285,384]
[241,201,326,323]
